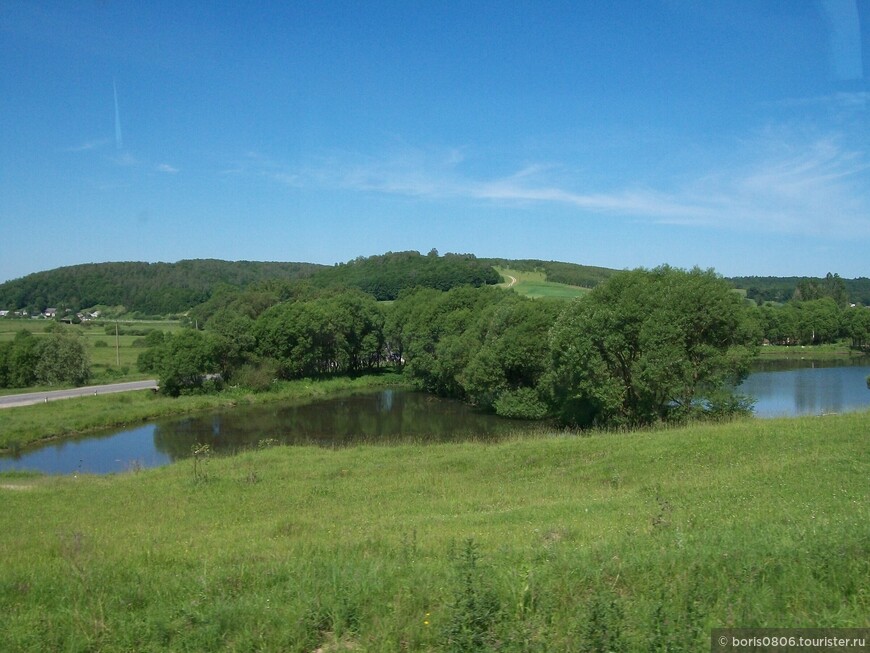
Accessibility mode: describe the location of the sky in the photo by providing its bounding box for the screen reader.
[1,1,869,284]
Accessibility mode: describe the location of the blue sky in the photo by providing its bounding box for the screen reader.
[1,1,868,284]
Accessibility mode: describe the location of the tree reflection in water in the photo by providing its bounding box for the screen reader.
[152,390,545,460]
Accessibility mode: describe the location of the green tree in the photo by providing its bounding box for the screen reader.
[206,308,257,379]
[0,341,11,387]
[845,308,870,350]
[758,303,799,345]
[460,297,560,418]
[794,298,842,344]
[395,286,504,397]
[5,331,40,388]
[253,289,386,379]
[35,331,91,386]
[547,267,759,428]
[154,330,222,396]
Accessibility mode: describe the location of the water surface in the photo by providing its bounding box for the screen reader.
[740,357,870,418]
[0,390,541,475]
[3,360,869,476]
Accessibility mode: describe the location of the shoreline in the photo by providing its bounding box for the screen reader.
[0,373,410,454]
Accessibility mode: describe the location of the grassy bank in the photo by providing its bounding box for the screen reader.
[0,373,408,453]
[758,342,866,360]
[1,412,867,651]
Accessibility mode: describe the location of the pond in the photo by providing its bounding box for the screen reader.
[739,357,870,418]
[2,360,868,475]
[0,390,545,475]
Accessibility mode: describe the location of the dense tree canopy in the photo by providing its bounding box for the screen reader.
[0,260,322,316]
[546,267,760,427]
[135,266,769,427]
[730,273,870,306]
[311,251,501,300]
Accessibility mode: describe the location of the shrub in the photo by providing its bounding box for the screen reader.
[493,388,549,420]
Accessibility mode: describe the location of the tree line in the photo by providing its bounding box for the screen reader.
[730,272,870,306]
[758,299,870,348]
[139,266,764,429]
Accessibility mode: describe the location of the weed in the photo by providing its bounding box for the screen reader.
[442,539,502,652]
[581,587,626,653]
[191,443,211,482]
[56,530,89,583]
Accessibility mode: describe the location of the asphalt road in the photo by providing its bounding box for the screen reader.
[0,380,159,409]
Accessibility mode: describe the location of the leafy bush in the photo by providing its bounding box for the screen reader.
[233,360,279,392]
[493,388,548,420]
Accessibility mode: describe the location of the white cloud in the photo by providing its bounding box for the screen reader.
[249,130,870,239]
[156,163,179,174]
[63,138,110,152]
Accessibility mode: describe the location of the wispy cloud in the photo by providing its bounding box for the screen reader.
[245,130,870,238]
[110,152,139,167]
[156,163,179,174]
[63,138,110,153]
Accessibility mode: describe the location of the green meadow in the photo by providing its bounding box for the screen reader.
[1,412,867,651]
[497,268,589,300]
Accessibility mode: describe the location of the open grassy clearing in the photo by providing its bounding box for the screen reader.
[496,268,589,300]
[1,412,867,651]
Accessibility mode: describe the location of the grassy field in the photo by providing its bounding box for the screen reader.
[496,268,589,300]
[0,319,184,391]
[1,411,867,651]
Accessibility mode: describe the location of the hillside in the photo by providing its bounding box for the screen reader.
[0,252,503,316]
[1,412,867,649]
[482,258,618,288]
[0,260,323,317]
[3,253,867,318]
[310,250,501,300]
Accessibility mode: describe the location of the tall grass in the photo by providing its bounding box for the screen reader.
[1,412,867,651]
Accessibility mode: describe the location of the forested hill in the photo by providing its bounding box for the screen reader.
[0,260,324,316]
[311,251,501,300]
[0,252,501,315]
[4,253,866,317]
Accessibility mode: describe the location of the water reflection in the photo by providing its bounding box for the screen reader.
[3,366,868,476]
[740,360,870,418]
[151,390,536,459]
[0,425,170,475]
[0,391,541,475]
